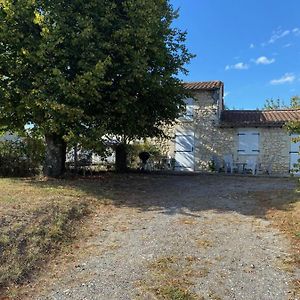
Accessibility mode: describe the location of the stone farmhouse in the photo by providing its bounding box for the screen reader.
[161,81,300,175]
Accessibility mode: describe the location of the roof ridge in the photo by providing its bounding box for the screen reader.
[224,109,300,113]
[263,108,300,112]
[184,80,222,83]
[221,108,300,128]
[183,81,224,90]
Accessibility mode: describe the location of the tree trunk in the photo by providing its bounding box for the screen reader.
[115,143,128,172]
[43,134,67,177]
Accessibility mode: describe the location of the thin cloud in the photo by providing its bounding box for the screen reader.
[283,43,292,48]
[255,56,275,65]
[249,43,255,49]
[270,73,295,85]
[268,28,290,44]
[263,27,299,47]
[293,28,300,36]
[224,91,230,98]
[225,62,249,71]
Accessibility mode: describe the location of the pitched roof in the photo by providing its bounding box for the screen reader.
[184,81,223,90]
[220,109,300,127]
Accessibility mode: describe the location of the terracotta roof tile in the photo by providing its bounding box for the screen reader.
[184,81,223,90]
[220,109,300,127]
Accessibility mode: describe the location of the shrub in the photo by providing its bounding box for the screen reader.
[0,137,45,177]
[127,141,162,169]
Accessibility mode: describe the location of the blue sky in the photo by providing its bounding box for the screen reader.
[171,0,300,109]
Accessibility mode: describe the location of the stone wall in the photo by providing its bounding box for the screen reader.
[226,127,291,174]
[192,90,235,171]
[260,127,290,174]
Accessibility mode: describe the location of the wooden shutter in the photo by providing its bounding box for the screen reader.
[238,131,259,154]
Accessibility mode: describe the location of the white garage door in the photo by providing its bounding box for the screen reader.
[175,133,195,171]
[290,134,300,175]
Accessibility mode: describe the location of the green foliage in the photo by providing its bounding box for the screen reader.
[208,160,216,172]
[0,0,192,141]
[127,141,162,168]
[284,96,300,134]
[0,0,193,174]
[290,96,300,109]
[264,98,287,110]
[0,137,44,177]
[264,96,300,111]
[156,285,196,300]
[101,0,194,141]
[0,0,111,140]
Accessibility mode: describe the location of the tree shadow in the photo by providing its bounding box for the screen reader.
[24,173,298,220]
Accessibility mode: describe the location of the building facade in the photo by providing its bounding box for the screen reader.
[161,81,300,175]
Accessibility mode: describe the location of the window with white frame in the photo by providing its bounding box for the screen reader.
[179,98,194,121]
[237,131,260,155]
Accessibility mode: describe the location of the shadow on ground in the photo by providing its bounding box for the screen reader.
[25,173,298,220]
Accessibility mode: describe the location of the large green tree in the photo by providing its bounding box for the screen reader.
[0,0,192,176]
[100,0,193,171]
[0,0,113,176]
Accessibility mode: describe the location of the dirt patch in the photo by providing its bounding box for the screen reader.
[248,189,300,297]
[1,174,299,300]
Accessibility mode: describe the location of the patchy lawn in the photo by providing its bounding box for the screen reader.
[0,177,113,295]
[0,174,299,299]
[251,189,300,294]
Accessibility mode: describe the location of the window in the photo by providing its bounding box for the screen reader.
[179,98,194,121]
[238,131,260,155]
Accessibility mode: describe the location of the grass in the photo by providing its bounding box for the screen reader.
[251,189,299,249]
[138,255,208,300]
[195,239,212,249]
[0,174,299,299]
[0,177,104,295]
[251,188,300,297]
[155,285,198,300]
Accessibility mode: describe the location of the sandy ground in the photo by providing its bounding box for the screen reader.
[17,174,299,300]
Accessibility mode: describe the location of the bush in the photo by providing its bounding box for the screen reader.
[127,141,162,169]
[0,137,45,177]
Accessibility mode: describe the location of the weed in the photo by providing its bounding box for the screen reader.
[156,285,197,300]
[196,239,212,249]
[144,255,208,299]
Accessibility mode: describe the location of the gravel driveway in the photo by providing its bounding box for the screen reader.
[28,174,298,300]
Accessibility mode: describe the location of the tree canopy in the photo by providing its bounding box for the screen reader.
[264,96,300,110]
[100,0,193,142]
[0,0,193,176]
